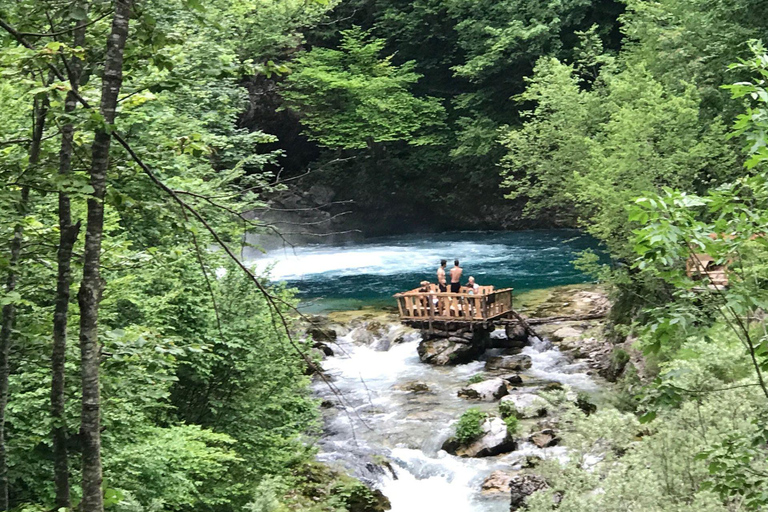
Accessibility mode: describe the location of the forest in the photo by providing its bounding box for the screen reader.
[0,0,767,511]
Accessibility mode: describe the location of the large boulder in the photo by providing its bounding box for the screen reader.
[442,417,517,458]
[509,475,548,511]
[489,326,528,349]
[418,337,483,365]
[505,323,528,342]
[305,315,339,342]
[458,378,509,401]
[500,394,548,419]
[482,470,516,493]
[485,354,532,371]
[417,327,492,365]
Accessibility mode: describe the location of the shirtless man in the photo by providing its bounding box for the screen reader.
[449,259,463,293]
[437,260,448,292]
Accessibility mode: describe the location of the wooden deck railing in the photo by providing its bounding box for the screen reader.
[394,285,513,322]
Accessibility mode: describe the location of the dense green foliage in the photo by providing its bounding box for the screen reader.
[454,408,486,444]
[0,1,372,511]
[3,0,768,510]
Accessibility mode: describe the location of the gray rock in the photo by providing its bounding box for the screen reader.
[458,378,509,401]
[500,394,548,419]
[505,323,528,341]
[485,354,533,371]
[510,474,548,511]
[395,381,431,393]
[443,417,517,458]
[417,337,484,365]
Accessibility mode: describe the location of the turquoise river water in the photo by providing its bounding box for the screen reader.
[250,229,603,311]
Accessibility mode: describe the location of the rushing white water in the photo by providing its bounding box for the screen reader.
[314,327,599,512]
[247,230,603,311]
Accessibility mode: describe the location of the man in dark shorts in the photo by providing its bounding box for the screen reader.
[449,259,463,293]
[437,259,448,292]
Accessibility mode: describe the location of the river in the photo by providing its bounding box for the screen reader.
[249,230,604,511]
[251,229,602,312]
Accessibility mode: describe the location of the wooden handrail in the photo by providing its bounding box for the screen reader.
[394,287,514,298]
[394,287,514,323]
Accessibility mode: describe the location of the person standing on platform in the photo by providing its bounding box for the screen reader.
[437,259,448,292]
[450,259,463,293]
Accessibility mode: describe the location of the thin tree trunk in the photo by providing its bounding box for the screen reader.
[78,3,132,512]
[0,96,48,511]
[51,10,87,509]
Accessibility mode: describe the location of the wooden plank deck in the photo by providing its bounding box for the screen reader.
[394,285,514,324]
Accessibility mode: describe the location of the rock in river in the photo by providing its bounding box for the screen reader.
[442,417,517,458]
[394,381,431,393]
[485,354,532,371]
[500,393,548,419]
[482,470,516,493]
[457,378,509,401]
[509,474,549,511]
[417,337,483,365]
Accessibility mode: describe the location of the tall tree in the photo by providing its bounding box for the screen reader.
[52,7,87,509]
[78,2,132,511]
[0,93,48,510]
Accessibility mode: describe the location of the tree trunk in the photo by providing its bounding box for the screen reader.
[78,3,132,512]
[0,95,48,510]
[51,11,87,509]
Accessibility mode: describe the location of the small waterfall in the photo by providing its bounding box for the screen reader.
[313,318,600,512]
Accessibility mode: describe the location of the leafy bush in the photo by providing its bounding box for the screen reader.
[498,399,515,419]
[503,415,519,435]
[467,374,486,384]
[455,409,487,444]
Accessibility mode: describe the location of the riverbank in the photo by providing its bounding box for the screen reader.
[305,284,621,511]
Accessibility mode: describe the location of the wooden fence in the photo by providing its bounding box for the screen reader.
[394,285,513,322]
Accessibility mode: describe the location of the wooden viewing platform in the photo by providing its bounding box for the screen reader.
[394,284,514,327]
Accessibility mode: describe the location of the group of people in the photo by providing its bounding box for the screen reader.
[419,259,480,295]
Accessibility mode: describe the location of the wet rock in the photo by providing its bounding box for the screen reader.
[305,315,339,342]
[542,382,563,392]
[417,337,484,365]
[488,325,528,349]
[310,348,328,361]
[500,394,548,419]
[529,429,559,448]
[444,417,517,458]
[458,378,509,401]
[509,474,548,511]
[395,381,431,393]
[485,354,532,371]
[505,323,528,342]
[350,326,376,345]
[313,342,334,357]
[499,374,524,386]
[482,470,516,493]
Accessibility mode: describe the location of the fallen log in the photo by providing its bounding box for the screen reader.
[498,312,608,326]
